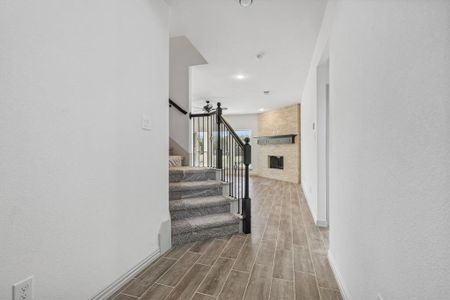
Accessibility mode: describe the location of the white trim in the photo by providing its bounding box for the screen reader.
[327,249,351,300]
[90,249,160,300]
[300,183,318,223]
[316,219,328,227]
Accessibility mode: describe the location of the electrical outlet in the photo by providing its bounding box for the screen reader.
[13,276,33,300]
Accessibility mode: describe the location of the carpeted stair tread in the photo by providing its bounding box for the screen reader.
[169,196,233,211]
[169,167,219,183]
[169,167,217,173]
[171,213,240,235]
[169,180,226,192]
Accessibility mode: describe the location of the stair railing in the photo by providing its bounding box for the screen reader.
[169,98,188,115]
[190,103,251,234]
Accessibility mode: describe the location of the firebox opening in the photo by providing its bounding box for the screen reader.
[269,155,284,170]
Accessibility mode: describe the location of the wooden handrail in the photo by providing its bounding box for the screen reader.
[169,99,188,115]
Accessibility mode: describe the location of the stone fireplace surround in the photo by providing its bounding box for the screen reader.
[256,104,301,183]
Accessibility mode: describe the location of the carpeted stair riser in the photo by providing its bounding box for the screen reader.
[169,170,218,183]
[169,186,224,200]
[167,167,241,246]
[172,224,240,246]
[170,203,231,220]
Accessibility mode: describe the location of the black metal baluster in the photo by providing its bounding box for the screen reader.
[197,117,200,167]
[232,139,235,198]
[228,128,230,184]
[209,115,212,167]
[241,147,244,200]
[223,125,228,182]
[238,145,241,212]
[238,147,241,202]
[222,123,225,181]
[192,117,196,166]
[236,143,239,201]
[216,104,222,170]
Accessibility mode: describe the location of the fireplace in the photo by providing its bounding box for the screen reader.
[269,155,284,170]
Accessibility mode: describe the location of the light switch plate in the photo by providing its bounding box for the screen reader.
[142,114,152,130]
[13,276,33,300]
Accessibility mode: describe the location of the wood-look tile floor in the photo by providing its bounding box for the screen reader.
[110,177,342,300]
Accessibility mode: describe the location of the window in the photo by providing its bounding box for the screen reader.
[235,129,252,142]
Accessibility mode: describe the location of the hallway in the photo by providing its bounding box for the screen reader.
[110,176,341,300]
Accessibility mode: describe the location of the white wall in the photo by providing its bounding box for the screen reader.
[224,114,260,175]
[169,36,207,161]
[0,1,169,299]
[302,0,450,299]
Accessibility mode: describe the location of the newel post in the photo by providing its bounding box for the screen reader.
[216,102,223,169]
[243,137,252,234]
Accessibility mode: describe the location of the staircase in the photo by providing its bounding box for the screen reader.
[168,100,251,246]
[169,155,183,167]
[169,167,241,245]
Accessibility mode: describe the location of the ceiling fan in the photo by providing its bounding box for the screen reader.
[193,100,228,113]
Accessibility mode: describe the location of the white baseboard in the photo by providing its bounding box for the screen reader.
[300,183,318,223]
[316,220,329,227]
[91,249,160,300]
[327,250,351,300]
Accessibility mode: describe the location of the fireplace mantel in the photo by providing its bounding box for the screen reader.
[255,134,297,145]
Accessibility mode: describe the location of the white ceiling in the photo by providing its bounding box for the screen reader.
[166,0,327,114]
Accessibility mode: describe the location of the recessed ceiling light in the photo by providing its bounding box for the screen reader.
[259,108,265,112]
[239,0,253,7]
[234,74,247,80]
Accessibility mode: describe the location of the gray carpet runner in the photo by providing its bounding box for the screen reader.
[169,167,240,245]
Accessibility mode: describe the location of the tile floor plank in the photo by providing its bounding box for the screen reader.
[233,239,260,272]
[112,294,137,300]
[198,239,227,265]
[254,239,276,266]
[311,254,339,289]
[243,264,272,300]
[166,264,210,300]
[270,278,295,300]
[192,293,216,300]
[293,246,315,274]
[273,248,294,280]
[294,271,320,300]
[221,234,246,259]
[164,242,194,259]
[157,252,201,287]
[319,287,343,300]
[190,239,214,254]
[140,284,173,300]
[197,257,235,296]
[292,225,308,247]
[219,270,250,300]
[121,258,176,297]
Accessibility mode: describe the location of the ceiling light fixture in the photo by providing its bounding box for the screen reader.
[259,108,265,112]
[239,0,253,7]
[256,51,265,60]
[234,74,247,80]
